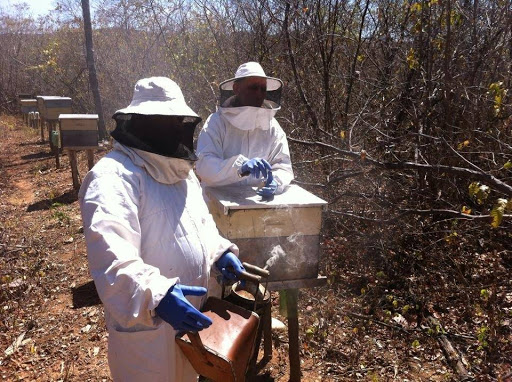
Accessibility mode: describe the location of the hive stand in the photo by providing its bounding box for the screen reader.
[20,99,38,126]
[17,93,35,122]
[204,185,328,381]
[36,96,73,168]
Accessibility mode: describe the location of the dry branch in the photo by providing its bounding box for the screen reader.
[330,209,512,224]
[289,138,512,197]
[426,316,474,382]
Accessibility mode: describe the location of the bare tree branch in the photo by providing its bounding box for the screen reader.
[289,138,512,197]
[330,209,512,225]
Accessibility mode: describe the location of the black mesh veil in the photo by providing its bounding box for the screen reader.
[219,87,282,108]
[218,77,283,108]
[111,113,200,161]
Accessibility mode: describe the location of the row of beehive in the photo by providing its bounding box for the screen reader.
[18,94,99,150]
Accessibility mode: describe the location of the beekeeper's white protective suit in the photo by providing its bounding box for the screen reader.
[196,62,294,194]
[79,77,238,382]
[79,143,237,381]
[196,103,294,194]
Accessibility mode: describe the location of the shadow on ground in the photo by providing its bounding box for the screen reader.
[249,370,274,381]
[19,140,47,147]
[21,151,53,160]
[72,280,101,308]
[26,189,77,212]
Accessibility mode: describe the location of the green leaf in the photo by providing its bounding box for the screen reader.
[503,161,512,170]
[489,81,503,92]
[457,140,470,150]
[490,199,507,228]
[411,3,422,12]
[468,182,490,204]
[406,48,418,69]
[468,182,480,198]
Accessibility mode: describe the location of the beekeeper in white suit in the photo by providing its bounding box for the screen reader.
[196,62,294,197]
[79,77,245,382]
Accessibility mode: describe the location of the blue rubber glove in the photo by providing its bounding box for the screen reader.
[215,251,245,282]
[155,284,212,332]
[257,171,278,197]
[241,158,272,179]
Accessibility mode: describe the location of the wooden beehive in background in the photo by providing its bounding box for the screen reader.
[17,93,35,106]
[20,99,38,113]
[36,96,72,121]
[205,185,327,286]
[59,114,99,149]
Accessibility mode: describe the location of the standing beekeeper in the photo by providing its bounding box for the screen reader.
[196,62,294,197]
[78,77,245,382]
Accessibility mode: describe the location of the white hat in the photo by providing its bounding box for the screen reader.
[219,62,283,91]
[114,77,199,119]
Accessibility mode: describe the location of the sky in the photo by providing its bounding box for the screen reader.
[0,0,56,17]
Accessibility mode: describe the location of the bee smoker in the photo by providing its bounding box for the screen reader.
[223,262,272,370]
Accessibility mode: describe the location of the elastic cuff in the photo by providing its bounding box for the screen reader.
[233,155,249,177]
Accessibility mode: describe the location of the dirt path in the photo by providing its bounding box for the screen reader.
[0,116,111,381]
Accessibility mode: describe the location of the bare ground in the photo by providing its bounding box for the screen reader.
[1,115,511,381]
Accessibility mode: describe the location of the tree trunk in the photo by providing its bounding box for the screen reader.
[81,0,107,140]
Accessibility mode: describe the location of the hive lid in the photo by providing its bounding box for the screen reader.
[37,96,72,101]
[205,184,327,214]
[59,114,98,120]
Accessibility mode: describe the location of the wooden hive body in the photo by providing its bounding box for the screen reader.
[37,96,72,121]
[205,185,327,284]
[17,93,35,106]
[59,114,99,149]
[20,99,38,113]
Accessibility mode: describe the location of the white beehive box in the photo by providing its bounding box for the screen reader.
[37,96,72,121]
[205,185,327,283]
[59,114,99,149]
[20,99,38,113]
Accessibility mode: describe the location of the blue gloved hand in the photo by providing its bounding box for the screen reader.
[215,251,245,282]
[155,284,212,332]
[257,171,278,197]
[241,158,272,179]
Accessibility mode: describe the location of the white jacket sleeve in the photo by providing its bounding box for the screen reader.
[269,120,294,194]
[80,173,176,329]
[196,114,249,187]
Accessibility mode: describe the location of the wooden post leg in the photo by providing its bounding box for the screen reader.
[50,122,60,169]
[48,122,53,149]
[280,289,301,382]
[40,120,45,142]
[68,150,80,190]
[86,149,95,170]
[55,146,60,169]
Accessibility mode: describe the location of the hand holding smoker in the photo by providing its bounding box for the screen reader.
[176,262,271,382]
